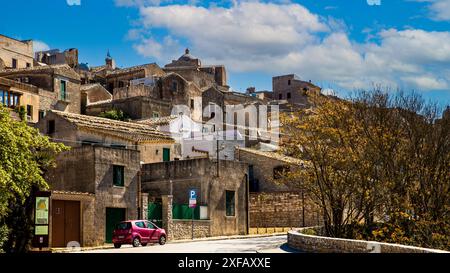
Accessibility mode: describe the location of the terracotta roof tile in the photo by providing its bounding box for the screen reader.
[50,110,174,142]
[238,147,304,165]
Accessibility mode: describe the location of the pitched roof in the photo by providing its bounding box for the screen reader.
[80,83,103,91]
[50,110,174,142]
[106,63,162,77]
[135,115,179,127]
[0,64,80,80]
[238,147,304,165]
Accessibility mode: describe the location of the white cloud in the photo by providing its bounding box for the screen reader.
[412,0,450,21]
[129,2,450,92]
[115,0,169,7]
[33,40,50,53]
[66,0,81,6]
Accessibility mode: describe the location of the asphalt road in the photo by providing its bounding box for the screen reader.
[81,235,299,253]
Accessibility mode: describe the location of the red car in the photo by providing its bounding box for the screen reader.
[112,220,166,248]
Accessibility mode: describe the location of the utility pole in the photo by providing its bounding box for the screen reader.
[216,137,219,177]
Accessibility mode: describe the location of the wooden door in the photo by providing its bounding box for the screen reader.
[51,200,80,247]
[65,201,80,244]
[51,200,65,247]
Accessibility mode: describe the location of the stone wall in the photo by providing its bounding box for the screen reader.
[113,85,153,100]
[287,228,448,253]
[0,35,34,68]
[171,220,211,240]
[46,146,141,246]
[142,159,249,239]
[86,96,172,120]
[93,146,140,245]
[272,74,320,107]
[249,192,321,228]
[236,148,297,192]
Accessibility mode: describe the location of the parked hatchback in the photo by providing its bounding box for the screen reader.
[112,220,166,248]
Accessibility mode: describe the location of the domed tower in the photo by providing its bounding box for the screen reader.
[165,48,201,68]
[105,50,116,69]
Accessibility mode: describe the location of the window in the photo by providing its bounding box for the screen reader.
[146,221,156,229]
[39,110,45,121]
[288,79,291,85]
[26,105,33,119]
[12,58,17,69]
[171,81,178,92]
[278,94,282,100]
[190,99,194,109]
[134,221,145,228]
[287,92,291,99]
[152,112,160,118]
[60,80,67,101]
[116,222,131,230]
[0,90,5,106]
[26,62,31,68]
[113,165,124,187]
[210,112,215,119]
[47,120,55,134]
[225,190,235,216]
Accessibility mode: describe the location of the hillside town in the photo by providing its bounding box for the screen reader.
[0,33,327,249]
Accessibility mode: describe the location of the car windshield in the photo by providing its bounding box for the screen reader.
[115,222,131,230]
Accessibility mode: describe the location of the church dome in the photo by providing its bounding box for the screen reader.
[178,48,197,62]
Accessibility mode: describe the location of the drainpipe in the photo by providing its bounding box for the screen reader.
[137,170,142,219]
[245,169,250,235]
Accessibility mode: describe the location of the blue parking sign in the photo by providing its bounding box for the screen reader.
[189,189,197,208]
[189,189,197,200]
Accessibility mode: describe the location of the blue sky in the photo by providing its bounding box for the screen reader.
[1,0,449,105]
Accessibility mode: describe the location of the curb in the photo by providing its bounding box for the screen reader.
[52,233,287,253]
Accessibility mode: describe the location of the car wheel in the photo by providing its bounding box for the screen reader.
[114,243,121,249]
[141,243,147,247]
[132,237,140,247]
[159,235,166,245]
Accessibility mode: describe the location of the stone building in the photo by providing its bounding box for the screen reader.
[36,111,180,247]
[141,158,249,240]
[86,64,204,122]
[0,64,82,115]
[164,48,227,89]
[45,146,141,247]
[104,63,165,93]
[137,115,245,160]
[80,83,112,114]
[273,74,321,108]
[0,34,34,69]
[246,87,273,101]
[36,110,179,164]
[0,77,40,122]
[35,48,79,68]
[235,147,321,229]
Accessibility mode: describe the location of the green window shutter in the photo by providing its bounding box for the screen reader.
[60,80,66,100]
[113,165,124,187]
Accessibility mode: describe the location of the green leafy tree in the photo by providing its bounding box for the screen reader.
[281,90,449,250]
[98,108,128,121]
[0,105,68,253]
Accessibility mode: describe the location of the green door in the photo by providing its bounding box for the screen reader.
[163,148,170,162]
[147,202,163,228]
[105,208,126,243]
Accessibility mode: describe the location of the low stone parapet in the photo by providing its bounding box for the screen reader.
[171,219,211,240]
[287,228,448,253]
